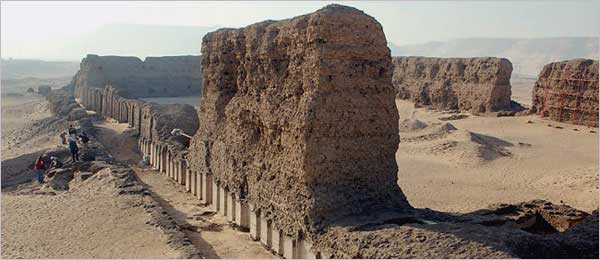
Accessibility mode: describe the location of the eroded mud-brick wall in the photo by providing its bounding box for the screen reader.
[531,59,599,127]
[71,54,201,98]
[392,56,513,113]
[74,82,198,150]
[188,4,410,238]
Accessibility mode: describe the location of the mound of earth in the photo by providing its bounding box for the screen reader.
[399,118,428,132]
[400,122,458,142]
[400,122,512,165]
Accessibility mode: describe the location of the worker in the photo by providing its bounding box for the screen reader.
[68,138,79,162]
[79,131,90,144]
[50,156,64,169]
[34,156,45,183]
[59,132,67,145]
[68,125,77,136]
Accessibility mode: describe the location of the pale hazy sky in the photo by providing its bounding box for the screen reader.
[2,0,599,60]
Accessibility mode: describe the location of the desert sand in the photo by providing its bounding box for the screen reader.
[396,99,599,213]
[1,97,183,258]
[1,90,597,258]
[1,183,180,259]
[1,95,57,159]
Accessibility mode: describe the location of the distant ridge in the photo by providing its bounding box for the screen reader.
[389,37,598,76]
[1,59,79,79]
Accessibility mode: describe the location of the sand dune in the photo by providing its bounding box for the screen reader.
[396,99,599,213]
[400,121,512,166]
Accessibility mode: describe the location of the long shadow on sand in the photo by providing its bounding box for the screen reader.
[131,172,222,258]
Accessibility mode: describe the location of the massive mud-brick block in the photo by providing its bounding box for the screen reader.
[531,59,599,127]
[189,4,410,238]
[392,57,513,113]
[71,54,201,98]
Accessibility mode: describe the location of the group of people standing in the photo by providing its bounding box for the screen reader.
[33,125,90,184]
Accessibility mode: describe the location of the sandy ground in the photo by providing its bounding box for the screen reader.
[510,76,536,107]
[2,92,597,258]
[396,99,599,213]
[1,99,182,259]
[1,186,179,258]
[93,120,275,259]
[1,95,59,159]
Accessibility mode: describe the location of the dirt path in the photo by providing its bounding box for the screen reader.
[93,120,275,259]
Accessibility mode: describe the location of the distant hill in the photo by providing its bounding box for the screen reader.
[1,59,79,79]
[2,24,219,61]
[389,37,598,77]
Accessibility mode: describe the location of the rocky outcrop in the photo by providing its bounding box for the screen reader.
[68,108,87,121]
[70,54,201,98]
[530,59,599,127]
[188,4,409,239]
[313,200,598,259]
[392,56,513,113]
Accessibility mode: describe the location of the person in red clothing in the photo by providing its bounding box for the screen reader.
[34,156,45,183]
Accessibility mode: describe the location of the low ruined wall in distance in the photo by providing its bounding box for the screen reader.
[70,54,201,98]
[75,84,199,149]
[188,4,410,240]
[392,56,513,113]
[531,59,599,127]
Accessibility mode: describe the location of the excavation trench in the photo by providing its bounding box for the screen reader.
[92,119,274,259]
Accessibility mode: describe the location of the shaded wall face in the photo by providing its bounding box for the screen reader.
[189,5,410,237]
[531,59,599,127]
[392,57,513,113]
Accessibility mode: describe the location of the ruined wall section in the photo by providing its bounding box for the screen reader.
[530,59,599,127]
[188,4,410,239]
[71,54,201,98]
[76,84,198,150]
[392,56,513,113]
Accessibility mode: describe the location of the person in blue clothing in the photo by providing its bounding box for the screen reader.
[68,138,79,162]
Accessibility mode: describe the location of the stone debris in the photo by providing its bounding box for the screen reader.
[439,114,469,121]
[467,200,590,234]
[68,108,87,121]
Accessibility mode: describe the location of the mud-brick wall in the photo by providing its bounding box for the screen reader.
[75,83,199,147]
[392,56,514,113]
[531,59,599,127]
[70,54,202,98]
[188,4,410,240]
[139,102,199,144]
